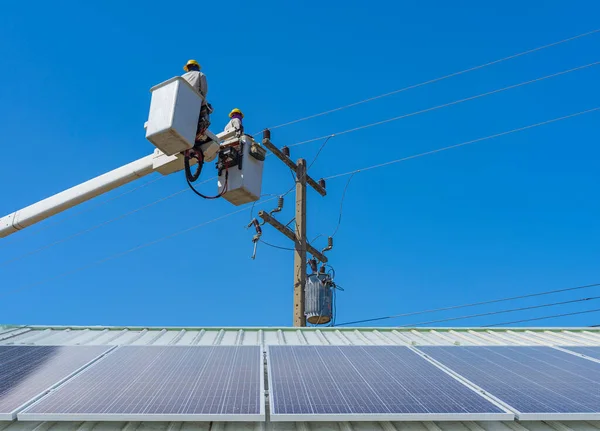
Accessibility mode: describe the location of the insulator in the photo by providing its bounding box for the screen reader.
[277,196,284,209]
[319,178,326,189]
[327,237,333,248]
[263,129,271,140]
[282,146,290,157]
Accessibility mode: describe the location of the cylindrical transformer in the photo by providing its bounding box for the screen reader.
[305,274,333,325]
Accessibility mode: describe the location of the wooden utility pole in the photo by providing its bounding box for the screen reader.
[294,159,308,326]
[258,129,330,327]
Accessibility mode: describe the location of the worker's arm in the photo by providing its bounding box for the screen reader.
[233,118,243,136]
[200,73,208,99]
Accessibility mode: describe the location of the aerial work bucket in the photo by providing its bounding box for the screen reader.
[305,273,333,325]
[145,77,204,156]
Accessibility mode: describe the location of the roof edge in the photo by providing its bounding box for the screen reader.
[2,324,599,333]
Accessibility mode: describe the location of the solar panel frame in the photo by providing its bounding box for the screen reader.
[266,345,513,422]
[418,346,600,421]
[0,345,115,420]
[18,345,265,422]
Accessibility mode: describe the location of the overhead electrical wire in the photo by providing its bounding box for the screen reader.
[0,196,279,298]
[335,282,600,326]
[288,61,600,149]
[272,61,600,206]
[396,296,600,327]
[331,173,356,238]
[324,107,600,181]
[259,239,295,251]
[307,135,334,170]
[259,28,600,133]
[487,308,600,327]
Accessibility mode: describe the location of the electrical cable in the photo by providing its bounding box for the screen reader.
[331,173,356,238]
[259,239,295,251]
[0,195,280,298]
[257,28,600,133]
[324,107,600,181]
[307,135,334,170]
[398,296,600,327]
[289,61,600,149]
[487,308,600,327]
[335,282,600,326]
[184,151,228,199]
[186,171,227,200]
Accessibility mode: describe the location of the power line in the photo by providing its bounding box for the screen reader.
[0,195,279,298]
[307,135,334,170]
[324,107,600,181]
[259,28,600,132]
[487,307,600,327]
[331,173,355,238]
[399,296,600,327]
[335,282,600,326]
[289,61,600,149]
[0,178,215,267]
[260,239,295,251]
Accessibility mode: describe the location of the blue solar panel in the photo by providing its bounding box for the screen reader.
[267,345,511,422]
[0,345,112,420]
[560,346,600,361]
[19,345,264,422]
[418,346,600,420]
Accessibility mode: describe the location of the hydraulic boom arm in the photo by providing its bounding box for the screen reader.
[0,129,235,239]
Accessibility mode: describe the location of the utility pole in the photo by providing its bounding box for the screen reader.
[294,159,307,327]
[258,129,330,327]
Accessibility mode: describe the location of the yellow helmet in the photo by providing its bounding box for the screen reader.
[183,59,200,72]
[229,108,244,118]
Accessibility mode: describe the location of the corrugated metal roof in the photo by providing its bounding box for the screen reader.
[1,325,600,431]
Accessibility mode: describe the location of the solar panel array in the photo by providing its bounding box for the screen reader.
[418,346,600,420]
[0,345,111,420]
[267,345,511,421]
[20,345,264,421]
[5,342,600,423]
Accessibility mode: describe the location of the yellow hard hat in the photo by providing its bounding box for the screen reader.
[229,108,244,118]
[183,59,200,72]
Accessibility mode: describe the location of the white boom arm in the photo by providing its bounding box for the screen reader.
[0,129,236,239]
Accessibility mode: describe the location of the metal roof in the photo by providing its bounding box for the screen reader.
[1,325,600,431]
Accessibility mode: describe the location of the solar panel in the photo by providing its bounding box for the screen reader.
[0,345,112,420]
[19,345,264,422]
[267,345,511,422]
[418,346,600,420]
[560,346,600,361]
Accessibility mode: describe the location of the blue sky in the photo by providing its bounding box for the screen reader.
[0,1,599,328]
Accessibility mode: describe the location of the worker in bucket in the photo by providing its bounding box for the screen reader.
[224,108,244,137]
[182,59,212,141]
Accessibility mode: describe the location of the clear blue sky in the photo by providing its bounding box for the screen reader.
[1,1,599,328]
